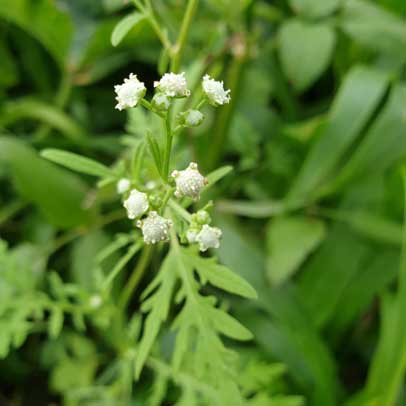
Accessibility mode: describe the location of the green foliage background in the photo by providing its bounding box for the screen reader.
[0,0,405,405]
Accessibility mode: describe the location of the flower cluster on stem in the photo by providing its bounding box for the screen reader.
[114,71,230,250]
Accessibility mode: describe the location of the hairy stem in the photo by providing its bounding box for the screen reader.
[171,0,199,72]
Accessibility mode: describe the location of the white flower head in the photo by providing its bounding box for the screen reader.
[202,74,231,106]
[117,178,131,194]
[154,72,190,98]
[171,162,208,200]
[196,224,222,252]
[114,73,146,110]
[123,189,149,219]
[137,211,172,244]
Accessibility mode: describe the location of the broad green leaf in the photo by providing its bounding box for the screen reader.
[208,307,253,341]
[340,0,406,58]
[146,132,163,176]
[41,149,113,178]
[266,216,326,285]
[0,137,94,228]
[0,0,73,67]
[111,12,145,47]
[186,252,258,299]
[278,20,336,92]
[287,66,388,205]
[288,0,340,18]
[329,85,406,191]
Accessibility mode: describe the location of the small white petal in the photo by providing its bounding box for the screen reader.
[123,189,149,219]
[202,74,231,106]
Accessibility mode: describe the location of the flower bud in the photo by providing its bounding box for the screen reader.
[177,110,204,127]
[152,93,171,111]
[137,211,172,244]
[195,210,211,225]
[117,178,131,194]
[171,162,207,201]
[123,189,149,219]
[196,224,222,252]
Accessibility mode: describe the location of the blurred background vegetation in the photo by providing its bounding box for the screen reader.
[0,0,405,405]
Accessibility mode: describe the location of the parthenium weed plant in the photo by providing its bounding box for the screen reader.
[41,1,259,404]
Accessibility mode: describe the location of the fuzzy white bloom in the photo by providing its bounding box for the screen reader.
[137,211,172,244]
[202,74,231,106]
[171,162,207,200]
[123,189,149,219]
[154,72,190,98]
[114,73,146,110]
[117,178,131,194]
[196,224,222,252]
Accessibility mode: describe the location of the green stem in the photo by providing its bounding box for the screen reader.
[171,0,199,72]
[162,114,173,180]
[144,0,172,51]
[119,245,154,311]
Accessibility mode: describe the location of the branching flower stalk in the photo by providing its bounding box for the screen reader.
[41,1,257,404]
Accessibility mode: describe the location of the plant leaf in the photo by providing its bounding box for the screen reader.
[41,149,113,178]
[266,216,326,285]
[111,12,145,47]
[278,20,336,92]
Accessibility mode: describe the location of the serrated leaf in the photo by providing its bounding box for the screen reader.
[111,12,145,47]
[266,216,326,285]
[278,20,335,92]
[41,149,113,178]
[208,307,253,341]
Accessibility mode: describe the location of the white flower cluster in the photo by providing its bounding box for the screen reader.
[113,70,228,249]
[114,71,230,115]
[114,73,146,110]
